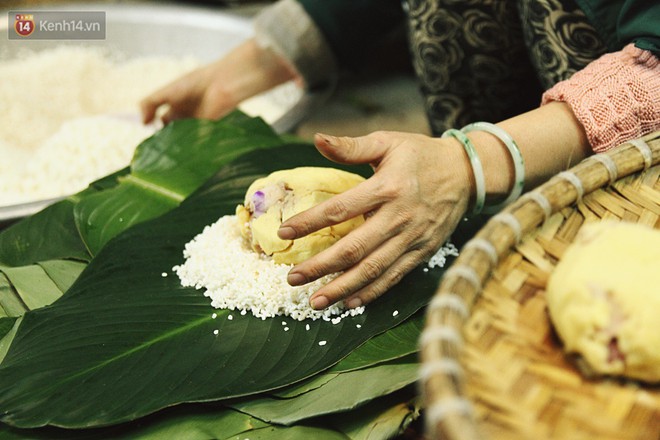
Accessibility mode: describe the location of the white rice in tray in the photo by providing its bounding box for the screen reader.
[0,46,200,206]
[0,116,154,206]
[0,45,304,208]
[174,215,459,322]
[174,215,366,321]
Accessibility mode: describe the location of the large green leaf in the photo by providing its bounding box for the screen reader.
[0,406,269,440]
[271,311,424,399]
[0,113,294,351]
[0,265,63,310]
[37,260,87,293]
[328,388,421,440]
[75,114,286,256]
[230,360,419,425]
[0,143,451,429]
[0,317,21,364]
[130,112,279,196]
[227,425,348,440]
[0,372,419,440]
[0,199,90,267]
[0,166,126,268]
[330,312,423,373]
[0,274,26,318]
[0,261,86,343]
[272,373,340,399]
[0,389,419,440]
[0,318,16,340]
[0,261,86,314]
[73,179,181,256]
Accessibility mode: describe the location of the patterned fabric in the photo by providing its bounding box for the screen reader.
[402,0,607,136]
[542,44,660,152]
[519,0,607,89]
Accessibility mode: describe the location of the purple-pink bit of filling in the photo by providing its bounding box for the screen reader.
[252,191,267,217]
[607,337,625,364]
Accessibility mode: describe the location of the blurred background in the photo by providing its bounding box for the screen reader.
[0,0,428,223]
[3,0,429,138]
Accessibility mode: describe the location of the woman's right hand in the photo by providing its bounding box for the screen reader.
[140,39,299,125]
[278,131,473,309]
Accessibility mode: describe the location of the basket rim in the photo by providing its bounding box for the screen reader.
[420,130,660,440]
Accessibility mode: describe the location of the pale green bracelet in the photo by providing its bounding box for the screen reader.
[461,122,525,213]
[442,128,486,215]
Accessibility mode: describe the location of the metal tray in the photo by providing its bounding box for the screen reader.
[0,2,323,223]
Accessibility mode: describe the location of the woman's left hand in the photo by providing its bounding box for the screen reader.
[277,131,472,309]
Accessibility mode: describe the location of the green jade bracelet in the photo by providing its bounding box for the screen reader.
[441,128,486,215]
[462,122,525,214]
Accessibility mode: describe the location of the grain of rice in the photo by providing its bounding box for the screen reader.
[393,310,399,317]
[427,242,459,268]
[213,330,219,335]
[318,341,327,346]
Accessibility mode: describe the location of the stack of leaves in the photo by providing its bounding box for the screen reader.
[0,112,461,439]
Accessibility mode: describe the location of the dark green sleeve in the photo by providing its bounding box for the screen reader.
[296,0,405,69]
[576,0,660,56]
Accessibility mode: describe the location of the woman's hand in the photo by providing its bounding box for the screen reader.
[278,131,472,310]
[279,103,593,310]
[140,39,299,125]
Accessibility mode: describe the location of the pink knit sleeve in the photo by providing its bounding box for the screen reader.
[541,44,660,153]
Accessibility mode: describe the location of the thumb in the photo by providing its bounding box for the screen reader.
[140,94,164,125]
[314,133,390,165]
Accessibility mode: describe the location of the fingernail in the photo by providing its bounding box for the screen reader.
[287,272,307,286]
[311,296,329,310]
[317,133,338,145]
[278,226,296,240]
[346,297,363,309]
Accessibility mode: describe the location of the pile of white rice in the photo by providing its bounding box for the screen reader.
[0,116,155,205]
[173,215,459,322]
[173,215,366,321]
[0,45,304,207]
[0,46,200,206]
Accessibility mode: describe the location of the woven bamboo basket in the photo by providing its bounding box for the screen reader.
[420,131,660,440]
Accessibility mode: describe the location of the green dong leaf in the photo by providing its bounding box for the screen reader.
[0,143,452,429]
[75,113,285,256]
[230,361,420,425]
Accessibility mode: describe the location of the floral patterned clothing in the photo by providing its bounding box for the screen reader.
[403,0,608,134]
[255,0,659,151]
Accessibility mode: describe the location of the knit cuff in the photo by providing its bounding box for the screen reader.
[542,44,660,153]
[254,0,338,92]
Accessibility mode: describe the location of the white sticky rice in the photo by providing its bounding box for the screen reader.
[0,45,299,207]
[426,241,459,268]
[0,116,155,206]
[0,46,199,206]
[173,215,366,321]
[174,215,459,322]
